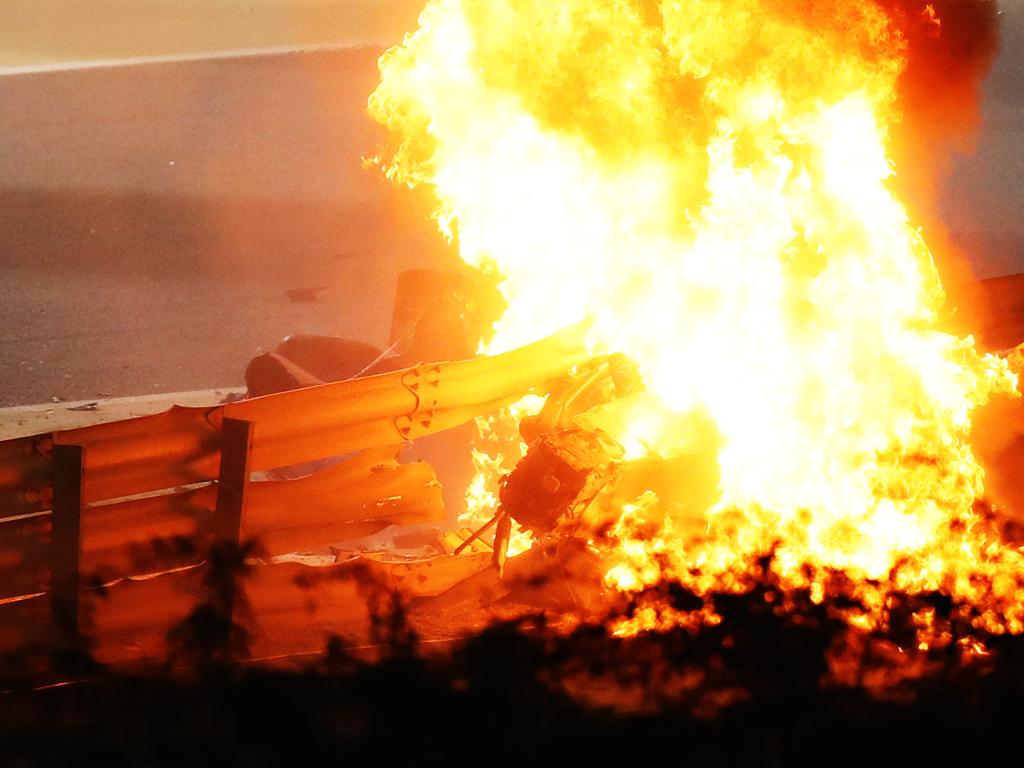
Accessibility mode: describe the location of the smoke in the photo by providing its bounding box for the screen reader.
[882,0,1001,147]
[878,1,1003,329]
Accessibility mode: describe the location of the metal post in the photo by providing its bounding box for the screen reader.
[212,418,254,625]
[51,443,84,649]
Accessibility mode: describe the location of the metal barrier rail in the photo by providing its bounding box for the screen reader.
[0,328,588,668]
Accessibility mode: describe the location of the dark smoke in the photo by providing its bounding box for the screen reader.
[884,0,1001,145]
[878,1,1004,332]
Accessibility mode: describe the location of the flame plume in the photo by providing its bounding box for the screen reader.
[369,1,1023,638]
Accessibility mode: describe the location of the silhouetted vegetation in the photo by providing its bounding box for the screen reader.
[2,543,1024,763]
[164,539,261,674]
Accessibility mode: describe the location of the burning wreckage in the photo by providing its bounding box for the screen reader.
[254,328,721,577]
[1,272,1021,670]
[2,0,1024,686]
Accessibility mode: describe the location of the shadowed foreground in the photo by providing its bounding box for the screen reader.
[2,552,1023,763]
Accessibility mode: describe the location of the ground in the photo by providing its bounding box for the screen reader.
[0,48,454,407]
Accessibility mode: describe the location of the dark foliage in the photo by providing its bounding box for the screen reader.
[164,539,260,674]
[2,560,1024,765]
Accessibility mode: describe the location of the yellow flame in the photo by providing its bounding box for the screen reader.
[370,0,1022,633]
[464,395,545,555]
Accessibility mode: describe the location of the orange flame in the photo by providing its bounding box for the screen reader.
[369,0,1022,636]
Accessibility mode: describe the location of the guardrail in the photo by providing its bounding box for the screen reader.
[0,329,588,669]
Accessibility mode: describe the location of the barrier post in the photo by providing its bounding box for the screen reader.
[212,418,254,630]
[51,443,84,651]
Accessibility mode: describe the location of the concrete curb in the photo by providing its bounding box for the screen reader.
[0,388,246,440]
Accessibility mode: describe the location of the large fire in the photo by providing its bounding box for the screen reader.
[368,1,1023,642]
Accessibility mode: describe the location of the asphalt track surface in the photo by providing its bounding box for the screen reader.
[0,48,454,407]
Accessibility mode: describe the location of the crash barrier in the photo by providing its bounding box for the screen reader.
[0,330,588,666]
